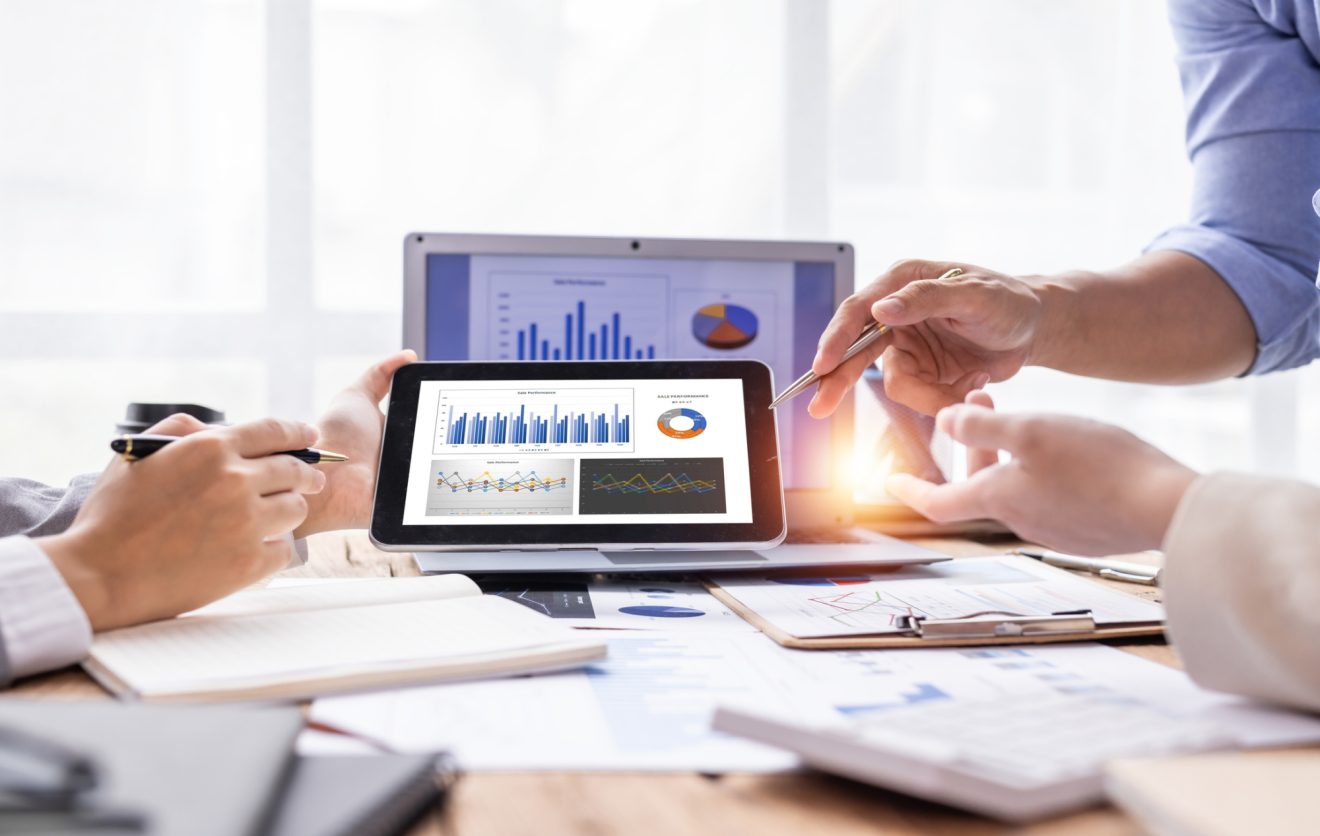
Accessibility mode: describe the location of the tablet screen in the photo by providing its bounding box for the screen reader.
[373,360,784,550]
[402,377,752,525]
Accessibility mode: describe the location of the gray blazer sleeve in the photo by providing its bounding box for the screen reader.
[0,474,99,539]
[0,475,100,686]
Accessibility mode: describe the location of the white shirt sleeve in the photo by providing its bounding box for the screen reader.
[0,535,92,683]
[1161,472,1320,713]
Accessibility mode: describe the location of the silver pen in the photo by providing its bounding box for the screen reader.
[1014,548,1162,586]
[768,267,964,409]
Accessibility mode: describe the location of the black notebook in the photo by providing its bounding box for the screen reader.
[266,754,453,836]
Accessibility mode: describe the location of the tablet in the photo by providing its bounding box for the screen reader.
[370,360,786,551]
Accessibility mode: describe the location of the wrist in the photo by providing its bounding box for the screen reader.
[36,531,112,631]
[1143,462,1199,549]
[1020,272,1084,370]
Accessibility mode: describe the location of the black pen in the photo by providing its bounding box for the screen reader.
[110,434,349,464]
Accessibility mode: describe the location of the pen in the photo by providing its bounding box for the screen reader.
[769,267,964,409]
[110,434,349,464]
[1014,548,1162,585]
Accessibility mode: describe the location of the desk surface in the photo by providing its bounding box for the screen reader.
[9,532,1179,836]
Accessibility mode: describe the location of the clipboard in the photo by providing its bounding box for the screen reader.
[705,557,1166,649]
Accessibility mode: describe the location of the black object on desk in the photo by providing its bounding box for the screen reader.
[268,754,457,836]
[0,701,303,836]
[116,403,227,435]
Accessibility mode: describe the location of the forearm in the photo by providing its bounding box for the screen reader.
[1026,251,1257,383]
[0,474,99,539]
[1161,473,1320,713]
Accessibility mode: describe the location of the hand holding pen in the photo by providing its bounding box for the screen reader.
[111,433,348,464]
[793,260,1044,418]
[770,267,964,409]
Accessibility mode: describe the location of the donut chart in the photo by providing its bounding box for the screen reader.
[692,303,758,349]
[657,407,707,439]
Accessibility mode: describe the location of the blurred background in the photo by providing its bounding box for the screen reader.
[1,0,1315,487]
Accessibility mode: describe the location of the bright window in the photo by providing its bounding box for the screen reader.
[2,0,1314,488]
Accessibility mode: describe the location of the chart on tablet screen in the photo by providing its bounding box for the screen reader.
[425,458,575,517]
[433,387,635,454]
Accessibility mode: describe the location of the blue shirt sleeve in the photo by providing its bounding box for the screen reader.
[1147,0,1320,374]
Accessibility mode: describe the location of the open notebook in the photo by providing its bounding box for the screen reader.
[84,575,607,702]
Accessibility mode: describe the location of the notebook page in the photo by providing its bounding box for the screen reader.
[91,595,589,695]
[183,574,480,621]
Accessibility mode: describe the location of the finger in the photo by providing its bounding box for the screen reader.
[885,473,993,523]
[806,338,889,418]
[947,370,992,407]
[934,404,1029,454]
[962,390,999,473]
[879,346,965,415]
[965,389,994,408]
[144,413,209,437]
[226,417,318,458]
[354,350,416,402]
[254,491,310,538]
[812,297,882,376]
[248,455,326,496]
[812,260,954,375]
[871,277,986,327]
[257,537,298,576]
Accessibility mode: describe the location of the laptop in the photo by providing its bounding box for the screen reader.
[403,232,945,572]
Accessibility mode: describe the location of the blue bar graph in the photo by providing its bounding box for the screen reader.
[515,300,657,361]
[444,402,632,447]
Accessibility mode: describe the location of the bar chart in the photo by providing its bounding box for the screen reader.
[433,387,635,454]
[486,271,669,362]
[515,301,658,361]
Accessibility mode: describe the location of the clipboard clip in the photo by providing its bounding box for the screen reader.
[895,609,1097,640]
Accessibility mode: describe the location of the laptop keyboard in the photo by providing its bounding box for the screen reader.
[783,529,879,545]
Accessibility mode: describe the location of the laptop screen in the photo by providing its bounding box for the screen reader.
[421,251,836,491]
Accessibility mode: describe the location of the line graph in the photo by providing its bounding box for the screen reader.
[426,459,574,517]
[590,472,719,495]
[579,458,726,515]
[436,469,569,494]
[807,589,920,629]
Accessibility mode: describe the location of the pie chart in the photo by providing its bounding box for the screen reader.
[657,407,707,439]
[692,303,758,349]
[618,605,705,618]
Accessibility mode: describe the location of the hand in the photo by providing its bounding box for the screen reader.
[808,259,1044,417]
[39,414,325,630]
[886,391,1199,555]
[295,350,416,538]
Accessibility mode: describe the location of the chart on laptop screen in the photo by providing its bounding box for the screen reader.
[423,251,838,490]
[401,377,754,526]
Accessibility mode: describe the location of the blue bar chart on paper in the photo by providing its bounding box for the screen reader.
[433,387,636,454]
[486,272,670,361]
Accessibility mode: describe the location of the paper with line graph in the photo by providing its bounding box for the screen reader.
[711,556,1164,639]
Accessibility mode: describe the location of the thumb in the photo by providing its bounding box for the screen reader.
[143,413,210,437]
[872,279,979,327]
[355,350,416,401]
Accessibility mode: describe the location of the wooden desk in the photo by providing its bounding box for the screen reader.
[8,532,1179,835]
